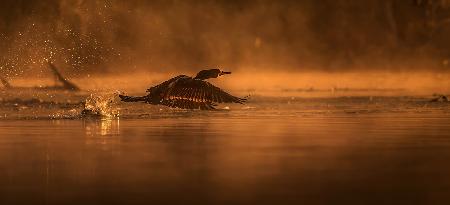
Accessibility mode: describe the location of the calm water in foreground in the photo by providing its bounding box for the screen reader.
[1,94,450,204]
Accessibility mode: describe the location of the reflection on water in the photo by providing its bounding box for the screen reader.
[1,111,450,205]
[83,118,121,152]
[1,95,450,204]
[84,118,120,136]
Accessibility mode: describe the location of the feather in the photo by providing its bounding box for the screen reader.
[137,73,246,110]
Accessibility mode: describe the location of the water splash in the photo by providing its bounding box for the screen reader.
[82,93,120,118]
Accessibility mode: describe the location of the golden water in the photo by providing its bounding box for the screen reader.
[1,92,450,204]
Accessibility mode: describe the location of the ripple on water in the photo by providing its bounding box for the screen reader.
[0,94,449,120]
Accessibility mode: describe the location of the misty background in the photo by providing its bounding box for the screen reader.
[0,0,449,93]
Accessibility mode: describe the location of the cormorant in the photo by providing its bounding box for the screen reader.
[119,69,246,110]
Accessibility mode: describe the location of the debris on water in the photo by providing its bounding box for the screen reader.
[82,93,120,118]
[18,106,28,110]
[0,97,82,109]
[430,94,449,102]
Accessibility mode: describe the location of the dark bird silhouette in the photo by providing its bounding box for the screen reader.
[119,69,246,110]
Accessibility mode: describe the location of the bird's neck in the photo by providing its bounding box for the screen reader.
[193,76,207,80]
[194,70,218,80]
[193,75,213,80]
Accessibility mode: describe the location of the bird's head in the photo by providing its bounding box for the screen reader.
[194,69,231,80]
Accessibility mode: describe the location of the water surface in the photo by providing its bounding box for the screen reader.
[1,94,450,204]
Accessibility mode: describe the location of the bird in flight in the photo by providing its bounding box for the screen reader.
[119,69,246,110]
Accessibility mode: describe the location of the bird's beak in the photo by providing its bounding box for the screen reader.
[220,71,232,76]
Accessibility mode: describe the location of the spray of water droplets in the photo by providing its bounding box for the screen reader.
[82,93,120,118]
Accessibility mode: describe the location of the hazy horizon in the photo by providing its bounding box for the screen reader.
[1,0,450,94]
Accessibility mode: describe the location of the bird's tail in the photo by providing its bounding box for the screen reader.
[119,94,147,102]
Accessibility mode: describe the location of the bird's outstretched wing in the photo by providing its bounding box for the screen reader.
[160,98,217,110]
[162,78,246,104]
[146,75,189,93]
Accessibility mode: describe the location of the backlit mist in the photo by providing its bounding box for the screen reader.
[1,0,450,93]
